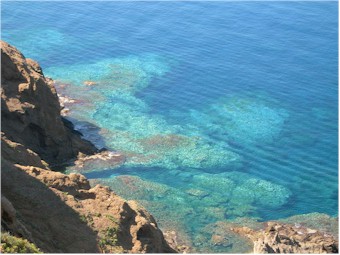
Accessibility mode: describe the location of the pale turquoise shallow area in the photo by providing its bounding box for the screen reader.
[2,1,338,252]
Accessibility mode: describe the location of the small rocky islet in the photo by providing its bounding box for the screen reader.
[1,41,338,253]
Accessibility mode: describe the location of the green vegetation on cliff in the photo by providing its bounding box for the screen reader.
[1,233,41,253]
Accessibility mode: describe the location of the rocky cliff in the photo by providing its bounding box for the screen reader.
[1,41,97,167]
[1,41,175,253]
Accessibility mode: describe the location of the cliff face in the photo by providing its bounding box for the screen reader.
[1,41,97,166]
[1,137,174,253]
[1,41,175,253]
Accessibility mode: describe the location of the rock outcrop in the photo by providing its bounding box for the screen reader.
[1,146,174,253]
[1,41,175,253]
[232,222,338,253]
[1,41,97,167]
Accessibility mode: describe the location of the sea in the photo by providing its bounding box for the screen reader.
[2,1,338,252]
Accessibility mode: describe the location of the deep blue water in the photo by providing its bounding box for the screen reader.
[2,1,338,252]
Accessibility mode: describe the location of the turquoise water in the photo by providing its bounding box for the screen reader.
[2,1,338,252]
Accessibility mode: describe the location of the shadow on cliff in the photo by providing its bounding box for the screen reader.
[1,159,100,253]
[49,117,110,172]
[63,116,107,150]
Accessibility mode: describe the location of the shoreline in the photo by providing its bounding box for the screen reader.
[52,73,339,254]
[1,40,338,253]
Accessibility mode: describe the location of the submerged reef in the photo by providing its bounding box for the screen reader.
[46,54,171,93]
[93,171,291,220]
[90,170,292,253]
[185,96,289,145]
[39,38,337,254]
[3,29,72,62]
[44,49,339,253]
[46,56,241,170]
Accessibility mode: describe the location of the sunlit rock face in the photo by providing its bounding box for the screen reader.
[1,41,97,166]
[1,41,175,253]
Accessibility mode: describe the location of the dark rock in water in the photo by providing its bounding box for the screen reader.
[1,41,98,167]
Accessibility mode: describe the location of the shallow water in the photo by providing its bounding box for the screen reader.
[2,1,338,252]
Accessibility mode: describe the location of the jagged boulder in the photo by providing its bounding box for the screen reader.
[233,222,338,253]
[1,134,175,253]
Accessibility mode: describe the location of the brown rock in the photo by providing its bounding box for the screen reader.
[1,195,34,244]
[2,154,175,253]
[232,222,338,253]
[1,41,175,253]
[1,41,97,167]
[1,133,49,170]
[163,230,192,253]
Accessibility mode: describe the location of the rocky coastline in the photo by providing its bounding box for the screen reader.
[1,41,175,253]
[1,40,338,253]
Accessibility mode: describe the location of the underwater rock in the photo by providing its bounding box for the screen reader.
[93,175,174,201]
[196,221,254,253]
[225,203,256,218]
[95,123,240,169]
[231,178,291,208]
[210,234,230,247]
[46,52,242,171]
[190,171,291,217]
[201,207,227,221]
[47,55,242,171]
[192,173,236,194]
[138,134,191,151]
[185,188,209,198]
[215,97,288,144]
[187,96,289,145]
[45,54,170,93]
[59,94,77,106]
[225,217,264,230]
